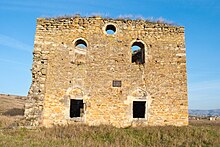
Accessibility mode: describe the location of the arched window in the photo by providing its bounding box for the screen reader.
[131,41,145,64]
[73,38,88,64]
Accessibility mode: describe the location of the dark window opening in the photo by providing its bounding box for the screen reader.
[75,39,87,48]
[70,99,84,118]
[112,80,122,87]
[133,101,146,118]
[106,24,116,34]
[131,42,145,64]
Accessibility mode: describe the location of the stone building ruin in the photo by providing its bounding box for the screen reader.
[24,15,188,127]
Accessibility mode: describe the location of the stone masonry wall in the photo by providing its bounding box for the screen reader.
[25,16,188,127]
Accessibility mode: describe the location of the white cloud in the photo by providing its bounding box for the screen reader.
[0,34,32,53]
[188,80,220,109]
[188,80,220,92]
[0,58,29,67]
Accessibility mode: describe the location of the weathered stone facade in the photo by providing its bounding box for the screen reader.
[25,16,188,128]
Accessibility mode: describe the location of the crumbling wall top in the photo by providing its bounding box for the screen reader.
[36,15,184,32]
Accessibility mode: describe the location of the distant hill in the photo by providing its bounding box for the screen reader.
[0,94,26,116]
[189,109,220,117]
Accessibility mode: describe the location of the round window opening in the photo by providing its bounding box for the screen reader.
[105,24,116,35]
[75,39,87,48]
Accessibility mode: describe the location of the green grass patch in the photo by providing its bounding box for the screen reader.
[0,123,220,147]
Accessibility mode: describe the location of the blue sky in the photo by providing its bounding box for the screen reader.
[0,0,219,110]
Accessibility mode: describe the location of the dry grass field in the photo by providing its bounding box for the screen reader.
[0,94,25,128]
[0,94,220,146]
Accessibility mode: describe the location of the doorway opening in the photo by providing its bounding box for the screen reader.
[70,99,84,118]
[133,101,146,118]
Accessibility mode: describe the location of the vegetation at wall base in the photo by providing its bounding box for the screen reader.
[0,121,220,146]
[0,94,219,146]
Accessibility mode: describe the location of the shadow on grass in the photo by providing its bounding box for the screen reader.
[2,108,24,116]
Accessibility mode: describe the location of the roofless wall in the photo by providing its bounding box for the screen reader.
[24,16,188,127]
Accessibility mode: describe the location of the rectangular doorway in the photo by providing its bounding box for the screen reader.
[70,99,84,118]
[133,101,146,118]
